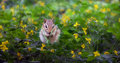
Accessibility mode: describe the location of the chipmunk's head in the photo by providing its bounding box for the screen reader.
[43,19,55,36]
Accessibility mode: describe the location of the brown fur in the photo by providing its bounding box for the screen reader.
[39,19,61,44]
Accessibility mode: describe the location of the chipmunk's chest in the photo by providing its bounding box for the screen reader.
[46,35,53,39]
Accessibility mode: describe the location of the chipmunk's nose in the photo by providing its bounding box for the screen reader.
[48,32,51,34]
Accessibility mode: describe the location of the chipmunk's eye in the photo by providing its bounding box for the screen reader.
[52,25,54,28]
[45,25,47,28]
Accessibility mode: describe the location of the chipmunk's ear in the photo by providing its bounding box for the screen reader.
[44,19,47,23]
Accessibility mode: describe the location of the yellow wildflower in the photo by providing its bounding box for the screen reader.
[119,18,120,23]
[61,22,67,26]
[28,48,32,51]
[26,34,29,39]
[27,32,31,35]
[78,52,82,55]
[82,28,87,35]
[104,22,108,26]
[74,22,80,28]
[81,44,85,49]
[61,14,70,26]
[111,12,117,17]
[42,43,46,47]
[24,41,29,45]
[95,20,98,23]
[114,50,118,56]
[10,8,15,16]
[48,12,53,18]
[89,1,93,4]
[32,18,34,22]
[93,51,100,57]
[94,4,98,10]
[71,50,74,54]
[85,38,91,44]
[31,19,34,24]
[100,8,106,13]
[22,24,27,28]
[107,8,110,12]
[72,4,77,9]
[22,5,26,9]
[0,33,3,38]
[72,11,75,15]
[0,45,8,52]
[2,41,9,45]
[73,33,78,39]
[85,9,91,13]
[40,47,44,51]
[5,40,9,44]
[0,44,3,47]
[21,29,25,33]
[28,18,32,22]
[35,27,38,31]
[30,30,34,35]
[17,52,21,57]
[20,21,23,26]
[67,8,72,12]
[105,0,109,2]
[12,17,16,21]
[18,56,22,60]
[33,21,37,25]
[72,54,76,58]
[16,5,19,9]
[50,49,55,53]
[82,28,87,31]
[39,1,45,6]
[60,9,64,12]
[2,5,5,10]
[0,25,3,30]
[104,51,110,55]
[41,10,45,14]
[87,18,92,23]
[17,52,22,60]
[65,15,70,20]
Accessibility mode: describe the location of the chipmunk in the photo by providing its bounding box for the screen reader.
[39,19,61,44]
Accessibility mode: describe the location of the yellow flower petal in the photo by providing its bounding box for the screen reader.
[73,33,78,39]
[50,49,55,53]
[72,54,76,58]
[104,51,110,55]
[71,50,74,54]
[114,50,118,56]
[81,44,85,49]
[94,4,98,10]
[0,25,3,30]
[78,52,82,55]
[93,51,100,57]
[28,48,32,51]
[42,43,46,47]
[74,22,80,28]
[85,38,91,44]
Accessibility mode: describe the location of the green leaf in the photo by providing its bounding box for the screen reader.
[81,52,89,58]
[87,56,95,61]
[0,20,10,24]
